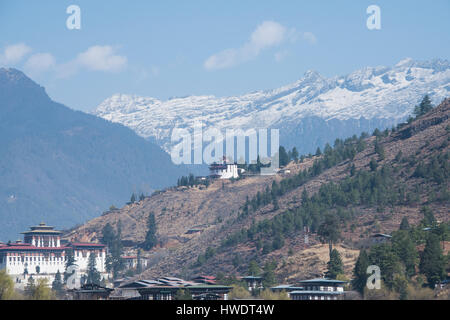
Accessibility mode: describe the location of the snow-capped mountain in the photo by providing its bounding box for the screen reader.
[94,58,450,154]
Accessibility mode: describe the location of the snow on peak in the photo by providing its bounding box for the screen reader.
[93,58,450,151]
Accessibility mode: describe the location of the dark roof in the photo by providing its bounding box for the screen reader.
[242,276,263,280]
[298,278,347,285]
[290,290,345,295]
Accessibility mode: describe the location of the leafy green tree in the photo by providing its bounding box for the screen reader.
[143,212,157,250]
[0,270,15,300]
[419,233,445,287]
[326,249,344,279]
[352,249,370,295]
[175,289,192,300]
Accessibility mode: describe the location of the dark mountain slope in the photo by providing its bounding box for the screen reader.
[0,68,187,241]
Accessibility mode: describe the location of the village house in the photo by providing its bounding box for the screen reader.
[242,276,264,292]
[288,278,348,300]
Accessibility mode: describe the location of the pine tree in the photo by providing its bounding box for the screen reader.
[248,260,261,276]
[413,95,433,118]
[326,249,343,279]
[291,147,299,163]
[315,147,322,156]
[317,213,341,254]
[143,212,157,250]
[399,217,410,231]
[130,193,136,203]
[419,233,445,287]
[352,249,370,295]
[63,249,76,283]
[392,230,417,277]
[87,252,101,285]
[52,270,64,294]
[279,146,289,167]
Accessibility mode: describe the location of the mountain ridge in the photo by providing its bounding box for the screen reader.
[93,58,450,154]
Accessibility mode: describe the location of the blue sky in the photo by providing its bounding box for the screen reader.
[1,0,449,111]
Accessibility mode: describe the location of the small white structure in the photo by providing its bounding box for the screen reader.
[209,157,239,179]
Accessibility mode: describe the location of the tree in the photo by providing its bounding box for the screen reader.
[229,286,251,299]
[317,213,341,254]
[399,217,410,231]
[419,233,445,287]
[174,289,192,300]
[315,147,322,156]
[413,95,433,118]
[0,270,15,300]
[279,146,289,167]
[352,250,370,295]
[30,279,54,300]
[130,193,136,203]
[101,223,116,247]
[326,249,343,279]
[291,147,299,163]
[369,158,378,172]
[421,206,436,227]
[248,260,261,276]
[262,260,277,288]
[52,270,64,295]
[87,252,101,286]
[25,276,35,298]
[104,222,124,279]
[143,212,157,250]
[392,230,417,277]
[258,289,290,300]
[64,249,76,283]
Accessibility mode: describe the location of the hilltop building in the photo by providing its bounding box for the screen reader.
[209,157,239,179]
[0,222,107,289]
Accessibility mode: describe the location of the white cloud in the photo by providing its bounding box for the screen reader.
[204,21,287,71]
[56,45,128,78]
[0,43,31,65]
[76,46,127,72]
[24,53,56,74]
[204,21,317,70]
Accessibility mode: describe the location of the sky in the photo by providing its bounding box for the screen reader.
[0,0,449,112]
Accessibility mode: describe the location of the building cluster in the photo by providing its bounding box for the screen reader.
[209,157,240,179]
[109,276,231,300]
[0,222,107,289]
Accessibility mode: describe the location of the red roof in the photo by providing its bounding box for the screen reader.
[0,246,66,251]
[70,242,105,248]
